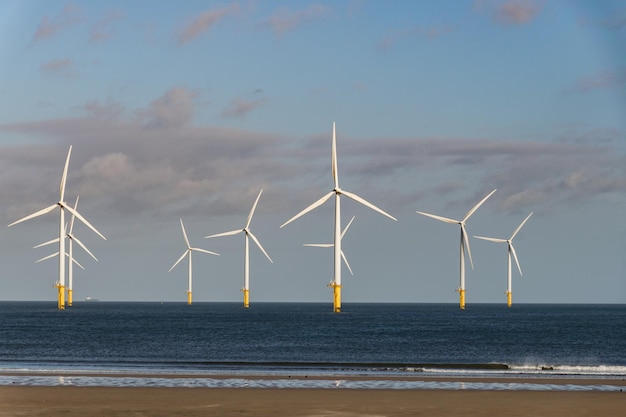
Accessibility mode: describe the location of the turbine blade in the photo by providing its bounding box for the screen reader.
[68,196,79,234]
[332,122,339,189]
[341,216,355,239]
[62,204,106,240]
[246,189,263,229]
[280,191,334,228]
[416,211,459,224]
[474,236,507,243]
[169,250,189,272]
[71,256,85,270]
[205,229,242,239]
[180,219,190,248]
[461,225,474,269]
[33,237,60,249]
[248,231,273,263]
[8,204,58,227]
[510,243,523,276]
[341,250,354,276]
[510,212,533,240]
[303,243,334,248]
[190,247,220,256]
[463,188,497,222]
[35,252,59,263]
[59,145,72,201]
[70,234,98,261]
[341,190,397,221]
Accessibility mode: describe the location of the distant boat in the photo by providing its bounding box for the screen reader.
[85,297,100,302]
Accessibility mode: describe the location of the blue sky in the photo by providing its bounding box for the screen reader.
[0,0,624,305]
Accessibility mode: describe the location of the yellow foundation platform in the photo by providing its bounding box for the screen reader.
[243,289,250,308]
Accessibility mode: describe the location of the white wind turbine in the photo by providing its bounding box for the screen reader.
[169,219,220,305]
[304,215,356,279]
[34,196,99,307]
[7,146,106,310]
[474,212,532,307]
[416,189,496,309]
[281,123,397,313]
[205,189,273,308]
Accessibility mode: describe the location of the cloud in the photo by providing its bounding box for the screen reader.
[40,59,77,78]
[263,4,330,36]
[579,8,626,31]
[221,98,266,118]
[90,10,124,43]
[562,69,626,94]
[33,2,82,42]
[177,3,240,44]
[493,0,543,25]
[135,87,199,129]
[377,25,454,52]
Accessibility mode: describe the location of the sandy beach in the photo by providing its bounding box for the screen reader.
[1,376,624,417]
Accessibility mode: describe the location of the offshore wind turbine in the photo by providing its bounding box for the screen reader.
[304,215,356,278]
[416,189,496,309]
[7,146,106,310]
[34,197,99,307]
[474,212,532,307]
[281,123,397,313]
[205,189,273,308]
[169,219,219,305]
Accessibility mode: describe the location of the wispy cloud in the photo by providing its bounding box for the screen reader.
[177,3,240,44]
[263,4,330,36]
[40,58,77,78]
[33,2,82,42]
[90,10,124,43]
[221,97,266,118]
[562,69,626,94]
[493,0,543,25]
[377,25,454,52]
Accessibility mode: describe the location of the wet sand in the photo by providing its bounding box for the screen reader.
[0,376,625,417]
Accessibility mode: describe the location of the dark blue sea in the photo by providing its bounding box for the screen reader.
[1,302,624,390]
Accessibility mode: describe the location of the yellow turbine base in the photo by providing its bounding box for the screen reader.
[506,291,512,308]
[333,284,342,313]
[68,289,73,307]
[55,284,65,310]
[187,291,192,305]
[243,289,250,308]
[459,289,466,310]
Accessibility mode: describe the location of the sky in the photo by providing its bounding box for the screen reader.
[0,0,625,305]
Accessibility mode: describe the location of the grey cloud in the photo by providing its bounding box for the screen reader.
[177,3,240,44]
[40,59,77,78]
[493,0,543,25]
[221,98,266,118]
[136,87,199,129]
[33,2,82,42]
[263,4,330,36]
[90,10,124,43]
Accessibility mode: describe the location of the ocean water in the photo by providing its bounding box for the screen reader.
[1,302,625,390]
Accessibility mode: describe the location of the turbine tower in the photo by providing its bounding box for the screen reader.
[416,189,496,309]
[281,123,397,313]
[474,212,532,307]
[169,219,219,305]
[304,215,356,278]
[205,189,272,308]
[8,146,106,310]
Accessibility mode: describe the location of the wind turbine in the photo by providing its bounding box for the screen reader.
[7,146,106,310]
[34,196,99,307]
[205,189,272,308]
[281,123,397,313]
[474,212,532,307]
[416,189,496,309]
[169,219,220,305]
[304,215,356,279]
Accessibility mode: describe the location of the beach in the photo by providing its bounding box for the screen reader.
[1,376,624,417]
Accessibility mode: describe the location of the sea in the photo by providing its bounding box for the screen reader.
[0,302,624,391]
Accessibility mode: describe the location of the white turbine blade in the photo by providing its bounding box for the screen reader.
[341,190,397,221]
[180,219,190,248]
[510,212,533,240]
[8,204,58,227]
[190,247,220,256]
[62,204,106,240]
[169,250,189,272]
[69,234,98,262]
[33,237,60,249]
[68,196,79,234]
[248,231,273,263]
[280,191,334,228]
[510,243,523,276]
[474,235,507,243]
[246,189,263,229]
[205,229,242,239]
[71,256,85,270]
[304,243,334,248]
[59,145,72,201]
[416,210,459,225]
[341,216,355,239]
[35,252,59,263]
[461,224,474,269]
[341,251,354,276]
[332,122,339,189]
[463,188,497,222]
